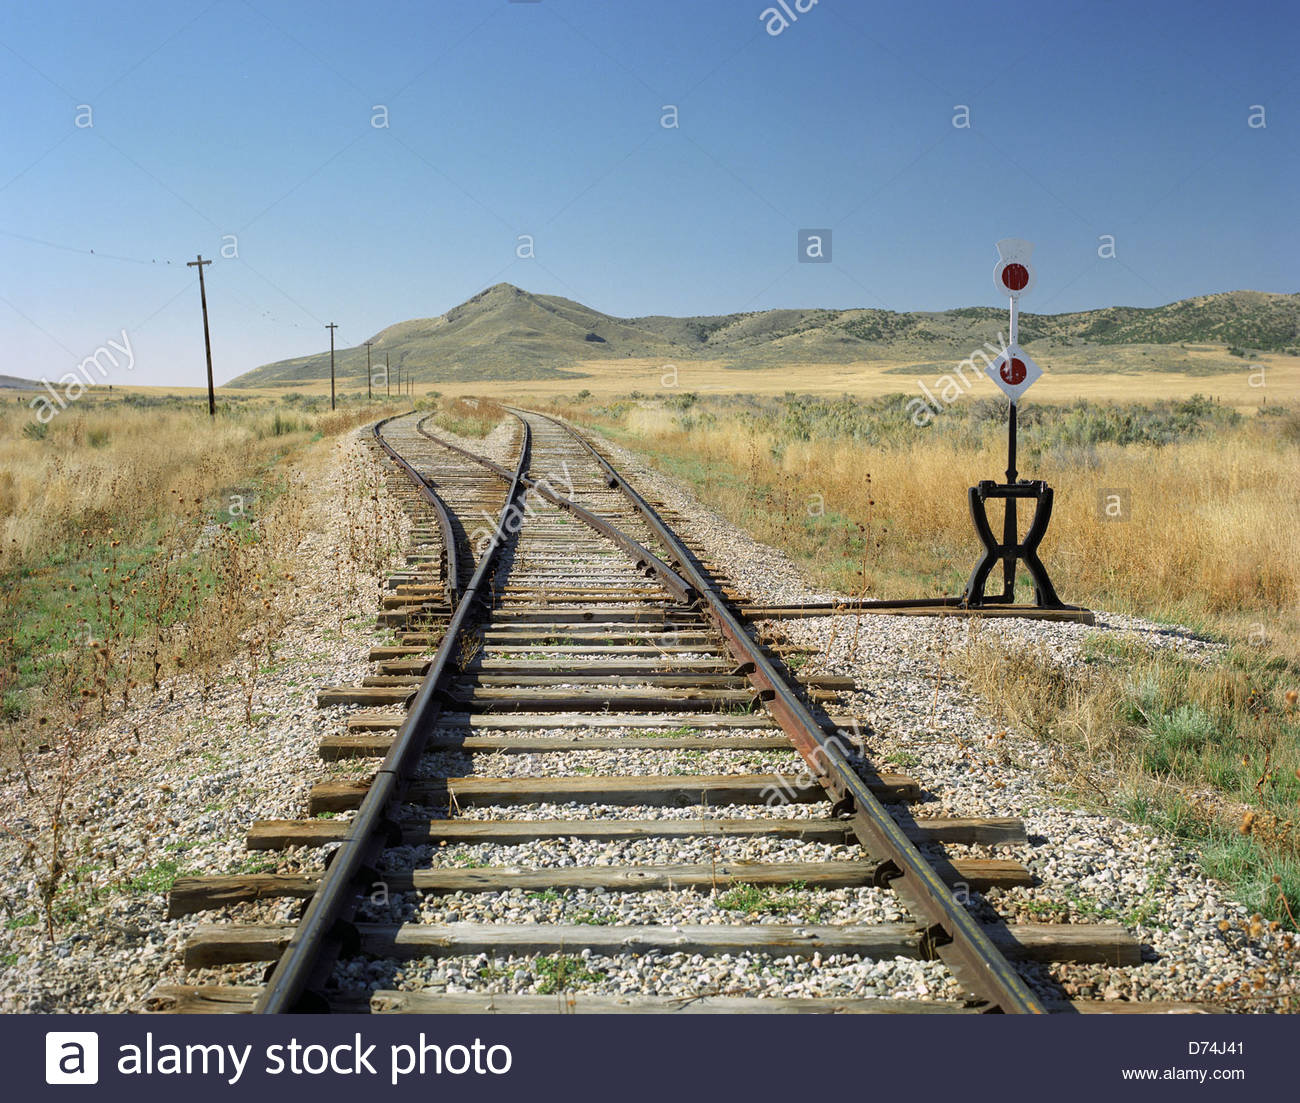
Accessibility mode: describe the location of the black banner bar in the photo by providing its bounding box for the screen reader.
[14,1013,1285,1100]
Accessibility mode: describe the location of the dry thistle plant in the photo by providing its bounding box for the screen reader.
[458,629,484,673]
[926,616,955,732]
[4,705,94,940]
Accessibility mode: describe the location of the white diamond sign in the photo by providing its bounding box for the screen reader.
[985,343,1042,403]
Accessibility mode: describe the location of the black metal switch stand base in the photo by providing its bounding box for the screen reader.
[960,479,1076,610]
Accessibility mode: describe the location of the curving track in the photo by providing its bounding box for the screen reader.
[147,408,1181,1015]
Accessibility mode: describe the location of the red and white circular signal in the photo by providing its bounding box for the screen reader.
[985,344,1041,403]
[993,237,1035,300]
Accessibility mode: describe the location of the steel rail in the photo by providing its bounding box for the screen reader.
[372,413,463,609]
[415,415,696,606]
[253,416,532,1013]
[518,408,1048,1015]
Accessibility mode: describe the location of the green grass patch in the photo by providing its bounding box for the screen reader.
[125,859,183,895]
[961,639,1300,927]
[533,954,604,994]
[230,854,277,876]
[716,881,818,919]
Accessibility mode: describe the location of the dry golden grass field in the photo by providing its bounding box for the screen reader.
[201,344,1298,410]
[24,335,1280,408]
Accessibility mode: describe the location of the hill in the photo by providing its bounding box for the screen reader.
[0,374,41,390]
[227,285,1300,388]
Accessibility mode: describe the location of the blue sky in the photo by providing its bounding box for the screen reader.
[2,0,1295,386]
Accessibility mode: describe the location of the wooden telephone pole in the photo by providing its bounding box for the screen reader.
[365,341,373,401]
[385,352,390,398]
[326,323,338,410]
[186,255,216,417]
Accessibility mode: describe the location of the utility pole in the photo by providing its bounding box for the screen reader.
[186,255,216,418]
[326,323,338,410]
[364,341,373,401]
[385,352,390,398]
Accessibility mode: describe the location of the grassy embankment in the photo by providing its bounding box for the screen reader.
[546,391,1300,934]
[0,392,404,720]
[0,391,403,933]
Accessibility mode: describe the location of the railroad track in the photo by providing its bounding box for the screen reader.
[146,408,1195,1015]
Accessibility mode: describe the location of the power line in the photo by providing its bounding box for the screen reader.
[0,227,179,266]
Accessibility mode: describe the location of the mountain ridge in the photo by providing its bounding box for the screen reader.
[226,284,1300,388]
